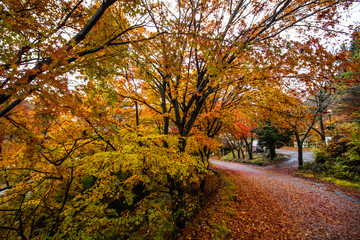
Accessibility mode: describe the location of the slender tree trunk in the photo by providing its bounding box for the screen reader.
[294,132,304,168]
[250,137,254,159]
[244,138,253,160]
[236,149,241,159]
[298,143,304,168]
[199,147,211,169]
[135,101,139,127]
[231,148,236,159]
[293,116,317,169]
[319,114,326,143]
[159,80,170,147]
[240,142,245,159]
[179,137,186,152]
[169,177,186,231]
[172,136,187,231]
[174,182,186,229]
[205,150,211,167]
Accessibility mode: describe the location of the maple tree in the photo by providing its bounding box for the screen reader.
[117,0,354,229]
[308,86,336,144]
[283,87,335,168]
[0,0,154,118]
[220,110,256,160]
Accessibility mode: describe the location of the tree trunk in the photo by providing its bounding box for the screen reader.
[200,147,211,169]
[169,178,186,231]
[295,132,304,168]
[135,101,139,127]
[244,137,253,160]
[179,137,186,152]
[241,143,245,159]
[231,149,236,159]
[269,147,277,160]
[298,143,304,168]
[319,114,326,143]
[236,149,241,159]
[205,150,211,167]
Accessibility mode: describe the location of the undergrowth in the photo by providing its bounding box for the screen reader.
[298,170,360,189]
[301,122,360,188]
[180,170,236,239]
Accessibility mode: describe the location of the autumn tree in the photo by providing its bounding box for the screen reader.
[0,103,104,239]
[111,0,354,229]
[220,110,256,160]
[0,0,154,118]
[286,89,334,168]
[341,25,360,83]
[309,83,337,144]
[289,105,318,167]
[0,2,156,238]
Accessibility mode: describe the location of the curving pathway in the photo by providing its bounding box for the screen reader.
[208,159,360,239]
[264,148,314,169]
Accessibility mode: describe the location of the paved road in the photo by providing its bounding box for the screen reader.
[210,159,360,239]
[264,148,314,169]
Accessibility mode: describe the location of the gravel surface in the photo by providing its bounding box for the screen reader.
[211,159,360,239]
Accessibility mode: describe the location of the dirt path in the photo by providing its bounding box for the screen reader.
[181,159,360,239]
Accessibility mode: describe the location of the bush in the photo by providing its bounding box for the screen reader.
[307,122,360,183]
[0,129,210,239]
[315,151,328,164]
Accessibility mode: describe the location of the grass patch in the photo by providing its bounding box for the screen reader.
[323,177,360,189]
[297,171,360,189]
[220,152,237,161]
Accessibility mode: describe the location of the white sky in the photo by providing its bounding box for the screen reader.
[329,2,360,50]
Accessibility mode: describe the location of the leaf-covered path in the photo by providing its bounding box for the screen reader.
[181,159,360,239]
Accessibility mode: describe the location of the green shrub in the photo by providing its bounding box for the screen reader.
[315,151,328,164]
[252,158,264,166]
[307,122,360,183]
[272,155,286,162]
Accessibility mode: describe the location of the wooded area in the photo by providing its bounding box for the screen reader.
[0,0,359,239]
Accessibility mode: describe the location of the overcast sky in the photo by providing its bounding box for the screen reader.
[332,2,360,50]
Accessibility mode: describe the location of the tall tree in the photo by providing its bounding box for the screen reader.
[309,83,337,144]
[221,109,256,160]
[122,0,352,150]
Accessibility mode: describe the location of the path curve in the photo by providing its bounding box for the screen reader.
[205,160,360,239]
[264,148,314,169]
